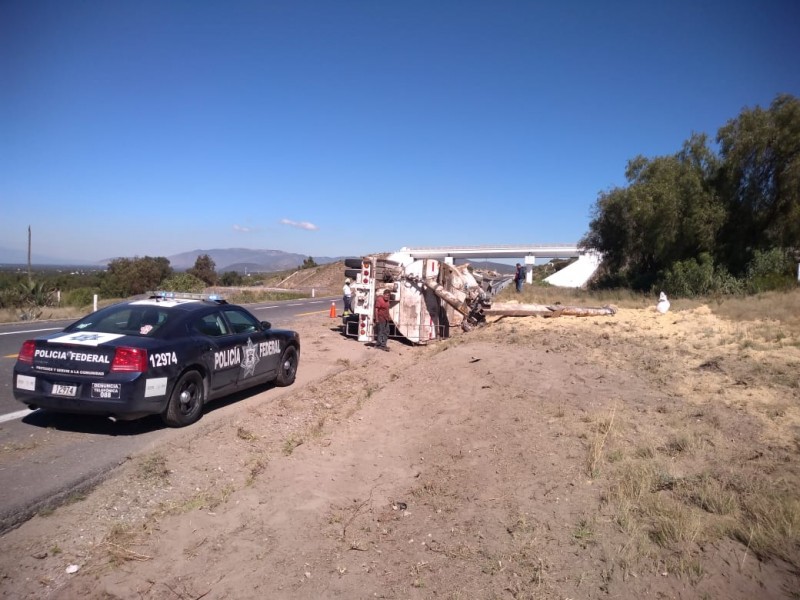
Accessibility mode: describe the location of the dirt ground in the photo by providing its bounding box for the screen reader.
[1,299,798,599]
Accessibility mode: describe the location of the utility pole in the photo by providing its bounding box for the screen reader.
[27,225,32,283]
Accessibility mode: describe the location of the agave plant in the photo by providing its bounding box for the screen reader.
[17,279,53,321]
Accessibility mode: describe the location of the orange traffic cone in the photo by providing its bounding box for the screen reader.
[330,301,337,318]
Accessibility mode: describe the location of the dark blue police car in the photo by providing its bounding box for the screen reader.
[13,292,300,427]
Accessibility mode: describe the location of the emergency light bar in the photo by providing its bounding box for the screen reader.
[148,291,225,302]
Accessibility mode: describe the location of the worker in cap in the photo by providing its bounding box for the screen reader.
[343,277,353,315]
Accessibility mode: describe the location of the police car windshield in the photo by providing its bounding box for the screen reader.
[68,305,172,337]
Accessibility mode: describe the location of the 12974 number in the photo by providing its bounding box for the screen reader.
[149,351,178,368]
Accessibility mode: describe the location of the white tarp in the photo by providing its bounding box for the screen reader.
[544,252,602,288]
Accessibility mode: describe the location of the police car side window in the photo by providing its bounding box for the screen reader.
[222,309,259,334]
[193,314,228,337]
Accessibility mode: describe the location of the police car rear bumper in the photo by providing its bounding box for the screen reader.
[12,369,169,419]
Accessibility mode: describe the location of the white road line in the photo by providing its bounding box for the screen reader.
[0,409,35,424]
[252,306,280,310]
[0,327,62,336]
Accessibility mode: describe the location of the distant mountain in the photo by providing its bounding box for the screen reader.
[0,246,93,266]
[164,248,343,273]
[454,258,517,275]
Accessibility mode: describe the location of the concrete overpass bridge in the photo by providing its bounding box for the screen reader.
[398,244,599,288]
[400,244,581,261]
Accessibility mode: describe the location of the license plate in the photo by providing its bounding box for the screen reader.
[52,384,77,397]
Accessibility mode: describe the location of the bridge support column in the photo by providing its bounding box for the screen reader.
[524,255,535,284]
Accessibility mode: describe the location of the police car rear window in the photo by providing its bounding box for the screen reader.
[71,306,171,336]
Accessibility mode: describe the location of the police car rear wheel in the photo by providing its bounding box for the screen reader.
[275,346,298,387]
[162,370,204,427]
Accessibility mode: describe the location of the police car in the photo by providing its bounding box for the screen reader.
[13,292,300,427]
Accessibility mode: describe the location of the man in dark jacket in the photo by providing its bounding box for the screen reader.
[514,263,525,293]
[375,288,392,351]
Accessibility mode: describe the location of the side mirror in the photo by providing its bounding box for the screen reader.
[261,321,272,330]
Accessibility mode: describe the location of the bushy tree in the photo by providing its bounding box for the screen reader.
[101,256,172,297]
[658,253,743,297]
[159,273,206,293]
[583,94,800,294]
[219,271,243,286]
[744,248,796,293]
[717,94,800,273]
[65,287,95,308]
[187,254,218,286]
[301,257,317,269]
[582,134,724,289]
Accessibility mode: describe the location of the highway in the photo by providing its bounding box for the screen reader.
[0,296,338,533]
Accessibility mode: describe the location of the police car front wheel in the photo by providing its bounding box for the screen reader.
[275,346,298,387]
[162,370,205,427]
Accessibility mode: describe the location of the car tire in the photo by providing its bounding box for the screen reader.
[344,258,362,269]
[275,346,298,387]
[162,370,205,427]
[344,268,360,280]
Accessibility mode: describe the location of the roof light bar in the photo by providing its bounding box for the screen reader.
[148,291,225,301]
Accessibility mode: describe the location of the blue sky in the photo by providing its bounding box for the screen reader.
[2,1,798,263]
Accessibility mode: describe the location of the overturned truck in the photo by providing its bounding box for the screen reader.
[344,252,617,346]
[344,252,490,345]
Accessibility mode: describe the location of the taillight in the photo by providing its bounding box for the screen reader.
[18,340,36,364]
[110,347,148,372]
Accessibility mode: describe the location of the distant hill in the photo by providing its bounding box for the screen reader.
[0,245,89,266]
[163,248,345,273]
[454,258,517,275]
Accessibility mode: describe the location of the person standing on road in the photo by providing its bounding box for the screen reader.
[343,278,353,315]
[374,288,392,351]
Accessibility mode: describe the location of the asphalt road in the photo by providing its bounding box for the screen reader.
[0,296,339,533]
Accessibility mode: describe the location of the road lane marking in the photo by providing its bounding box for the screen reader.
[0,409,35,424]
[252,306,280,310]
[0,327,62,336]
[296,310,330,316]
[5,354,19,358]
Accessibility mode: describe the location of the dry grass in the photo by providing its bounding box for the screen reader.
[137,453,170,483]
[603,450,800,571]
[586,404,618,478]
[0,306,87,324]
[103,523,152,566]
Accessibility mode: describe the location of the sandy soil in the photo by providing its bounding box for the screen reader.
[0,303,798,599]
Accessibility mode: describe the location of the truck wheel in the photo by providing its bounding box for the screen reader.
[344,268,360,280]
[275,346,298,387]
[162,370,204,427]
[344,258,363,269]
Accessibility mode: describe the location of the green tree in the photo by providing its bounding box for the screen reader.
[102,256,172,297]
[159,272,206,293]
[187,254,218,286]
[717,94,800,273]
[301,256,317,270]
[219,271,243,286]
[582,134,724,289]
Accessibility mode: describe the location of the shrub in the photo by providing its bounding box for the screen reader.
[659,253,744,297]
[745,249,796,293]
[65,287,96,308]
[158,273,206,293]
